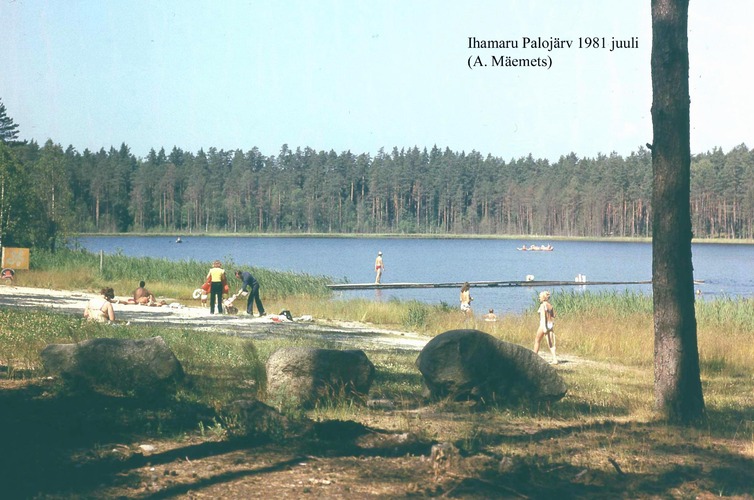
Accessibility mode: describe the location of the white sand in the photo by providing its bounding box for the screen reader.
[0,284,428,350]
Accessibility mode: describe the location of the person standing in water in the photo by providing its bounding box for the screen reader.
[374,251,384,284]
[534,290,558,364]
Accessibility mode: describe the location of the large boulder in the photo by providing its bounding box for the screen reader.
[40,336,184,396]
[266,348,375,408]
[415,329,567,404]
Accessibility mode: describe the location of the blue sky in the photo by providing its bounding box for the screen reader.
[1,1,751,162]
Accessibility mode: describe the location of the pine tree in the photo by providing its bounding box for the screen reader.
[0,98,20,142]
[651,0,705,423]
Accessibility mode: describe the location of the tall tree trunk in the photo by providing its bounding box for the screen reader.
[651,0,704,423]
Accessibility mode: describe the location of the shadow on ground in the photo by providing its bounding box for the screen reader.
[2,376,754,499]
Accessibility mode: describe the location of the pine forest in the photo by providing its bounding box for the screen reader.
[1,134,753,249]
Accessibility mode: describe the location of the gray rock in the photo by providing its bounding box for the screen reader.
[415,329,567,404]
[40,336,184,395]
[265,347,375,408]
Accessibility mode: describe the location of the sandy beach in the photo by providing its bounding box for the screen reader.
[0,284,428,350]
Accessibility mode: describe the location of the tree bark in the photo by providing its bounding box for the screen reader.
[651,0,705,423]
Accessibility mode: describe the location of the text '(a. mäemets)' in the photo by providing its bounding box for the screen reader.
[467,54,552,70]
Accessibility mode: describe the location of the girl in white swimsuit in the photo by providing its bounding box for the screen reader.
[534,290,558,364]
[84,287,116,323]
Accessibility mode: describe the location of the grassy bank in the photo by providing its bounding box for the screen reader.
[2,277,753,403]
[25,248,332,301]
[12,247,754,376]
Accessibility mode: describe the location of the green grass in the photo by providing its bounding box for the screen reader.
[0,307,335,409]
[7,249,754,413]
[2,289,752,414]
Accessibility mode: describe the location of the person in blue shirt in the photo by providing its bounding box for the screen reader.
[235,270,266,317]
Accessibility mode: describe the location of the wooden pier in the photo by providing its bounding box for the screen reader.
[327,279,654,291]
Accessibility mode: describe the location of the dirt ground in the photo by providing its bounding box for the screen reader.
[2,285,753,499]
[4,374,753,500]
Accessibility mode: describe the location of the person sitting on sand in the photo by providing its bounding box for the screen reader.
[133,281,152,304]
[132,280,166,306]
[84,287,116,323]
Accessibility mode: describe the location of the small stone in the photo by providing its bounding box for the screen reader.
[367,399,395,409]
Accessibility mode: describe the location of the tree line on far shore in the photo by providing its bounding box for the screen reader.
[1,99,752,250]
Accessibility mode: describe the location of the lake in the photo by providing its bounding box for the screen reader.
[74,236,754,315]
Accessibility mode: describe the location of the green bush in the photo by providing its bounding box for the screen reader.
[402,301,430,328]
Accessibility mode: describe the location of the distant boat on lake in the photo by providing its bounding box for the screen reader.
[517,244,553,251]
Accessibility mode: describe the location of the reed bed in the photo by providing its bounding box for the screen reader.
[489,290,754,376]
[27,248,332,300]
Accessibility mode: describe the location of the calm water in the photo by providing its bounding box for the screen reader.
[74,236,754,315]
